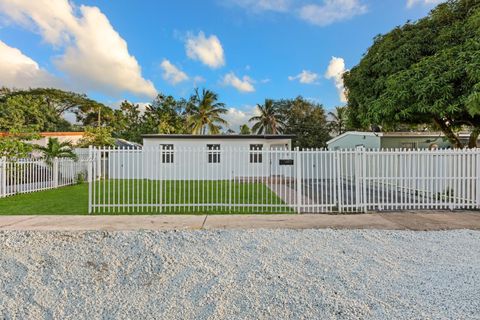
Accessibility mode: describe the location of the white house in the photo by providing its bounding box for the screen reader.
[107,134,295,180]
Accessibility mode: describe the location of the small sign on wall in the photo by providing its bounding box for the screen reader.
[279,159,294,166]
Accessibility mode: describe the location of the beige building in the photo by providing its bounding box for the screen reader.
[28,132,85,147]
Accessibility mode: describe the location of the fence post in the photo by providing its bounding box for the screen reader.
[0,157,6,198]
[362,148,368,213]
[52,157,59,188]
[295,147,302,214]
[88,146,93,214]
[476,149,480,209]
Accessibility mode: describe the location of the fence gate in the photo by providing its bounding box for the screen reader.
[88,147,480,214]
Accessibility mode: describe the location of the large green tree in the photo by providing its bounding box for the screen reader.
[0,94,71,132]
[143,94,187,134]
[0,88,110,132]
[187,89,228,134]
[344,0,480,148]
[277,97,330,148]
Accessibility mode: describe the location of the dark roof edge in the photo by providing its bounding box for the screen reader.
[141,134,295,140]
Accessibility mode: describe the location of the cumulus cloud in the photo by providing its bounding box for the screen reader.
[299,0,368,26]
[325,56,347,103]
[185,31,225,69]
[0,0,156,98]
[223,72,255,93]
[226,0,291,12]
[160,59,189,85]
[406,0,444,7]
[223,106,260,131]
[0,40,63,88]
[288,70,319,84]
[226,0,367,26]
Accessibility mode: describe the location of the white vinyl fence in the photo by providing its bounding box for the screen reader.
[0,157,90,198]
[88,147,480,214]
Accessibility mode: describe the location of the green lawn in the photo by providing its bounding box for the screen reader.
[0,180,293,215]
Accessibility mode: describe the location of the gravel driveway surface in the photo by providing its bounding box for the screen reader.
[1,229,479,319]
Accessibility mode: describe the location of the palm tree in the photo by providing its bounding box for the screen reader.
[187,89,228,134]
[249,99,285,134]
[34,138,77,164]
[328,106,348,136]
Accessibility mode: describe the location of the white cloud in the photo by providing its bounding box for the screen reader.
[160,59,189,85]
[325,56,347,103]
[406,0,444,8]
[226,0,367,26]
[185,31,225,69]
[223,106,260,131]
[0,0,157,98]
[193,75,206,86]
[226,0,291,13]
[298,0,368,26]
[288,70,319,84]
[0,40,63,88]
[223,72,255,93]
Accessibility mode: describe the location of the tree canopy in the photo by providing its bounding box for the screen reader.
[249,99,285,134]
[344,0,480,147]
[187,89,228,134]
[277,97,330,149]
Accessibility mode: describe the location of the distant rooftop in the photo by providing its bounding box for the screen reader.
[0,131,84,137]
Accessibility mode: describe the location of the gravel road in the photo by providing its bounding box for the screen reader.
[1,229,479,319]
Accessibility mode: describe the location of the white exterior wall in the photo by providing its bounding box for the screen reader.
[142,137,291,150]
[107,138,293,180]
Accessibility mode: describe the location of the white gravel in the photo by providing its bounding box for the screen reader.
[0,229,479,319]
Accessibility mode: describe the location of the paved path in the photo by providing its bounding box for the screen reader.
[0,211,479,231]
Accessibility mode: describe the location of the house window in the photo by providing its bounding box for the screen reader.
[207,144,221,163]
[401,142,417,149]
[250,144,263,163]
[161,144,174,163]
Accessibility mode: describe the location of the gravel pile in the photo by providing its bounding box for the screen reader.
[0,229,479,319]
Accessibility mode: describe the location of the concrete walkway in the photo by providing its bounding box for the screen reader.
[0,211,479,231]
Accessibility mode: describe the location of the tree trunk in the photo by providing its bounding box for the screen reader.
[468,128,480,148]
[433,117,463,148]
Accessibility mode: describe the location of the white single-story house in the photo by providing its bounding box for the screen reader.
[108,134,295,180]
[327,131,479,150]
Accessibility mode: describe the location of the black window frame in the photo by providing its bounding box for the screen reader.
[161,144,174,163]
[249,144,263,163]
[207,144,221,164]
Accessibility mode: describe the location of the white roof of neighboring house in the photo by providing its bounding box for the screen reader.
[327,131,379,145]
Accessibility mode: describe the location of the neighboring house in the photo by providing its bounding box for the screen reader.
[327,131,479,150]
[29,132,85,148]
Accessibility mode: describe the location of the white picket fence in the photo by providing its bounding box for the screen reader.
[88,147,480,214]
[0,157,90,198]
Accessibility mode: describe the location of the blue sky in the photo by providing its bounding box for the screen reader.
[0,0,442,128]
